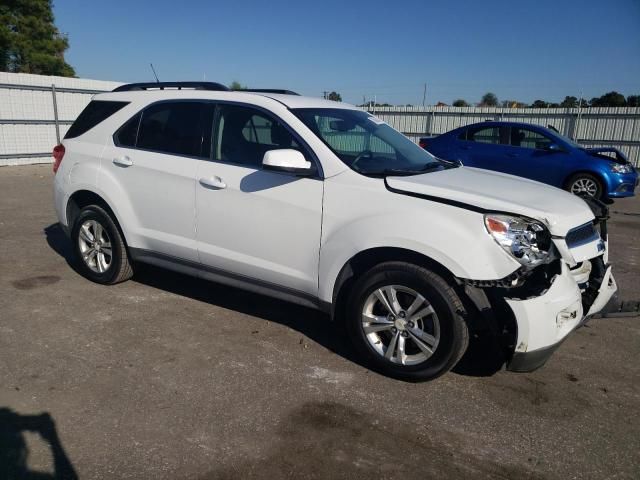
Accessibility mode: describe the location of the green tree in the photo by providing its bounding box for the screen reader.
[0,0,75,76]
[480,92,498,107]
[452,99,469,107]
[589,91,626,107]
[627,95,640,107]
[327,91,342,101]
[229,81,246,90]
[560,96,578,108]
[530,99,548,108]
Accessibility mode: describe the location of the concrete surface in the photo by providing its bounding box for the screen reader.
[1,164,639,479]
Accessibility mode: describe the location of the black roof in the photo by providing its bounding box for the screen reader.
[241,89,299,95]
[113,82,229,92]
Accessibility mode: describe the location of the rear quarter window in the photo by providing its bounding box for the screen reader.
[64,101,129,139]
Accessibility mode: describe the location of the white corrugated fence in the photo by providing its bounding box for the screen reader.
[1,72,638,166]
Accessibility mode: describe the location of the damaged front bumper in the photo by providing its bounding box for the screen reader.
[506,259,616,371]
[463,198,618,372]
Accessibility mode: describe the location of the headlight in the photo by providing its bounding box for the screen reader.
[610,163,633,174]
[484,214,555,268]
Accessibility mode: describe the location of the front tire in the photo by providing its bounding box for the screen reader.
[566,173,603,200]
[71,205,133,284]
[346,262,468,381]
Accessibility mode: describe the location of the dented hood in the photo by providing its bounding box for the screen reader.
[386,167,594,236]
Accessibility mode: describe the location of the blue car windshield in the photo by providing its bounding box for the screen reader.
[292,108,451,176]
[545,127,581,149]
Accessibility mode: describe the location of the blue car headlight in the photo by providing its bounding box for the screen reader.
[610,163,634,174]
[484,214,556,268]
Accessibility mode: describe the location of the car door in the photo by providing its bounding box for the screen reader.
[504,126,568,186]
[100,101,213,262]
[455,125,515,173]
[195,103,323,297]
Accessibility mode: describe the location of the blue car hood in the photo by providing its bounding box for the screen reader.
[585,147,629,164]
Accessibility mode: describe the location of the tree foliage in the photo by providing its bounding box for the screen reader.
[589,91,627,107]
[627,95,640,107]
[531,99,548,108]
[452,99,469,107]
[480,92,498,107]
[560,96,578,108]
[327,91,342,101]
[229,81,246,90]
[0,0,75,76]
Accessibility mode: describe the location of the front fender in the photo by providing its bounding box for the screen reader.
[318,175,521,304]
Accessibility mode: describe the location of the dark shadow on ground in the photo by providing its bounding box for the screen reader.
[44,224,79,273]
[0,407,78,480]
[453,332,506,377]
[44,222,503,379]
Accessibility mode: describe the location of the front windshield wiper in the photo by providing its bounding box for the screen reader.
[362,163,445,177]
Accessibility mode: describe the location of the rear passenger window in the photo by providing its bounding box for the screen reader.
[466,127,500,144]
[137,102,209,157]
[65,101,128,139]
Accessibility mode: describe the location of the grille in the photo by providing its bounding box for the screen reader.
[565,223,599,248]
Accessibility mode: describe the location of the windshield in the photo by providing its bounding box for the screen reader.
[544,127,582,149]
[292,108,450,176]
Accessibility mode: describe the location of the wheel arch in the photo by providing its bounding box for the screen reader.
[329,247,459,321]
[66,190,129,248]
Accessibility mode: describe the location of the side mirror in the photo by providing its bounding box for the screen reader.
[262,149,313,175]
[545,143,562,152]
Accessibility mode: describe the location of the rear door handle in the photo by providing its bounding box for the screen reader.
[113,156,133,167]
[507,153,519,158]
[199,176,227,190]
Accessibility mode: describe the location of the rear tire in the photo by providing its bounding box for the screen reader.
[71,205,133,284]
[566,173,603,200]
[346,261,468,381]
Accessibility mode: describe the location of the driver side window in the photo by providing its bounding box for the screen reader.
[510,127,552,150]
[214,105,301,167]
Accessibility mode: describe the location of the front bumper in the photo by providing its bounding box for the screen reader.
[606,171,638,198]
[505,260,616,372]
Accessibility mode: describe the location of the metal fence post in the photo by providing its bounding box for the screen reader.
[51,84,60,144]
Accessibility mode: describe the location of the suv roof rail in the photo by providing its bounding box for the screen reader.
[113,82,230,92]
[242,89,300,95]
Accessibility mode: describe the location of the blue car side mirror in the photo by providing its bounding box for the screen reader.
[546,143,562,152]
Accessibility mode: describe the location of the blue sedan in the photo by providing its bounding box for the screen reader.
[420,121,638,200]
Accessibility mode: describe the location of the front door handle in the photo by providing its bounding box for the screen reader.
[507,153,519,158]
[113,156,133,167]
[199,176,227,190]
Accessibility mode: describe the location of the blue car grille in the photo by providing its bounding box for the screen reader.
[565,223,599,248]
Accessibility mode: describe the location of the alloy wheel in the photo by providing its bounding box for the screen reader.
[570,177,598,197]
[361,285,440,366]
[78,220,112,273]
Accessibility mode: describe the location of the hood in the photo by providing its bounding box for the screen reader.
[386,167,594,236]
[585,147,629,165]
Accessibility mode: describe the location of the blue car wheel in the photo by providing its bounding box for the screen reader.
[566,172,603,199]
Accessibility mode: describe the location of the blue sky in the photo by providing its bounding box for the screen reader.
[54,0,640,105]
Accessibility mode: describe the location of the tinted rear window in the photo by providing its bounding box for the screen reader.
[65,101,128,139]
[114,112,141,148]
[136,102,208,157]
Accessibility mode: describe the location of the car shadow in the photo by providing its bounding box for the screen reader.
[44,222,504,380]
[0,407,78,480]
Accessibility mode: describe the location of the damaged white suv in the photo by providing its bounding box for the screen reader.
[53,82,617,380]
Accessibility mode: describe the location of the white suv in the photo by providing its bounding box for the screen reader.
[53,82,617,380]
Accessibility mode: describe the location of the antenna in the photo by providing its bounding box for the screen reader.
[150,63,160,83]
